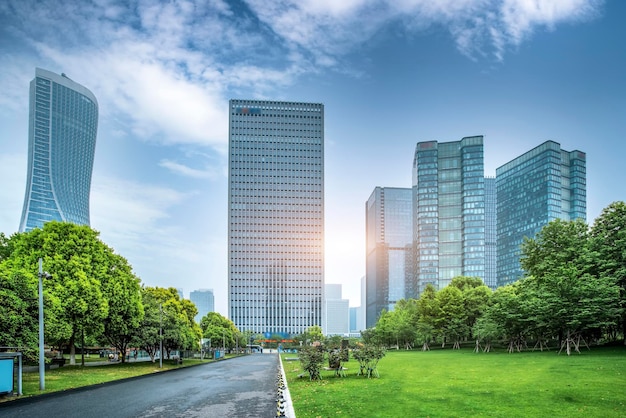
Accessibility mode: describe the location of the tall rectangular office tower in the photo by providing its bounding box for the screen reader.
[190,289,215,324]
[365,187,412,328]
[228,99,324,336]
[496,141,586,286]
[19,68,98,232]
[412,136,485,294]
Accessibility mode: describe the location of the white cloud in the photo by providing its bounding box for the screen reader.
[244,0,603,61]
[0,0,604,154]
[159,159,221,179]
[0,153,27,235]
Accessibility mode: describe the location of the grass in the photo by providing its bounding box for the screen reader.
[282,346,626,418]
[2,357,230,402]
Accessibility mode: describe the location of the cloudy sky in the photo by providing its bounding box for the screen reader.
[1,0,624,314]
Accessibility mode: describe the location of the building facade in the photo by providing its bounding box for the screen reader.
[484,177,497,290]
[228,99,324,336]
[190,289,215,324]
[412,136,485,294]
[323,284,350,336]
[365,187,412,328]
[19,68,98,232]
[496,140,586,286]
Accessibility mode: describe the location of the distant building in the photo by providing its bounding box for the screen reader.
[365,187,412,328]
[496,140,586,286]
[484,177,497,290]
[190,289,215,323]
[323,284,349,336]
[176,288,184,300]
[20,68,98,232]
[412,136,485,294]
[228,99,324,336]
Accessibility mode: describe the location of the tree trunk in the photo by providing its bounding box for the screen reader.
[69,333,76,365]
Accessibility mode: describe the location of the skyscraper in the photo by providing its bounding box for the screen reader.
[228,99,324,336]
[412,136,485,293]
[365,187,413,327]
[19,68,98,232]
[496,140,586,286]
[190,289,215,324]
[323,284,349,336]
[484,177,497,290]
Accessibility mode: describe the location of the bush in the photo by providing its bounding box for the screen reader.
[299,346,324,380]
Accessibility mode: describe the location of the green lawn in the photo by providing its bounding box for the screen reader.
[283,346,626,418]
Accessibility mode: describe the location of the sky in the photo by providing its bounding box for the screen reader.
[0,0,624,315]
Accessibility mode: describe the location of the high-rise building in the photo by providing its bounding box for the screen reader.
[365,187,412,328]
[496,140,586,286]
[19,68,98,232]
[323,284,349,336]
[484,177,497,290]
[190,289,215,324]
[228,99,324,336]
[412,136,485,294]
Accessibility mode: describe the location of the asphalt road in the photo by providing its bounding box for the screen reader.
[0,354,281,418]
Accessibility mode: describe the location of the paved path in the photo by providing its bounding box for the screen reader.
[1,354,281,418]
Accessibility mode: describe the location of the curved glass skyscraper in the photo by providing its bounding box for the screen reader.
[19,68,98,232]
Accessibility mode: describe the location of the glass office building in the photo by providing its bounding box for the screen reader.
[190,289,215,324]
[19,68,98,232]
[484,177,497,290]
[228,99,324,336]
[412,136,485,294]
[496,141,586,286]
[365,187,412,327]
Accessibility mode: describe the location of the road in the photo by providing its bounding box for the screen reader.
[0,354,281,418]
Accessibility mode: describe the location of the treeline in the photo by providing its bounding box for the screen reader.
[364,202,626,355]
[0,221,238,363]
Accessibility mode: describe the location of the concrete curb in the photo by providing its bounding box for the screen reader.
[278,355,297,418]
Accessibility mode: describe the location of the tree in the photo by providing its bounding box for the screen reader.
[590,201,626,344]
[0,232,15,262]
[200,311,238,352]
[100,252,144,363]
[416,284,438,350]
[0,264,39,361]
[450,276,492,338]
[7,222,112,365]
[435,286,467,349]
[483,283,527,353]
[133,288,162,362]
[521,218,620,354]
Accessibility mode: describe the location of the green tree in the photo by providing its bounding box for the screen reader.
[200,311,238,352]
[7,222,111,365]
[590,201,626,343]
[100,252,144,363]
[0,264,38,361]
[482,283,527,352]
[435,286,467,349]
[450,276,492,338]
[133,288,162,362]
[521,219,620,354]
[416,284,438,350]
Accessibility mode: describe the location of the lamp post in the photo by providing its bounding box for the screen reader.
[38,259,44,390]
[38,258,51,391]
[159,303,163,369]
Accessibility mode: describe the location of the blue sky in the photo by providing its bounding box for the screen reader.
[0,0,624,314]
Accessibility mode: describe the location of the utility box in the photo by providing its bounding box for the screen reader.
[0,352,22,396]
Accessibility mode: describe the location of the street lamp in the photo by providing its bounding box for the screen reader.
[38,258,51,391]
[159,303,163,369]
